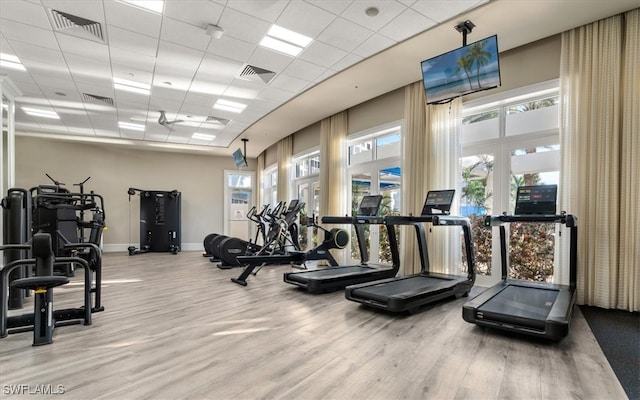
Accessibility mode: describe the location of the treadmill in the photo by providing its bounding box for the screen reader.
[462,185,577,341]
[345,190,476,313]
[282,195,400,294]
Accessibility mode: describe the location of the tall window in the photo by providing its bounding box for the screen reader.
[293,149,320,251]
[460,81,560,285]
[347,122,402,264]
[262,165,277,207]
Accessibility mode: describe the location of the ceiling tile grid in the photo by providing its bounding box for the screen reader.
[1,0,494,153]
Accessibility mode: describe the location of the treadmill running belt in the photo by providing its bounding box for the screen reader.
[287,266,376,282]
[351,276,453,303]
[479,285,558,321]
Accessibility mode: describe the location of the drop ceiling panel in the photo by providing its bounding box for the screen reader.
[263,73,308,94]
[412,0,487,23]
[160,17,211,52]
[226,0,289,24]
[332,53,363,71]
[106,25,159,57]
[304,0,351,16]
[281,58,326,82]
[0,19,59,49]
[55,33,110,61]
[222,80,263,101]
[154,42,203,79]
[317,17,373,52]
[274,1,336,38]
[217,7,271,44]
[65,55,112,82]
[258,86,295,102]
[110,50,156,74]
[0,0,50,29]
[299,40,348,68]
[341,0,408,32]
[181,92,216,109]
[353,33,396,58]
[103,1,162,37]
[379,8,437,41]
[163,0,224,28]
[9,41,66,66]
[187,80,227,97]
[119,130,144,140]
[206,35,255,63]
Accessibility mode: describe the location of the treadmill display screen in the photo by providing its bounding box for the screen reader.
[515,185,557,215]
[421,190,455,216]
[357,195,383,216]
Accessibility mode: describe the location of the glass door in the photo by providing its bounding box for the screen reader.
[224,170,255,240]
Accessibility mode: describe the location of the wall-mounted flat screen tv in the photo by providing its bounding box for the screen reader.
[421,35,501,105]
[233,148,248,169]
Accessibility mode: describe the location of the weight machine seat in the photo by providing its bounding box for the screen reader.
[11,276,69,291]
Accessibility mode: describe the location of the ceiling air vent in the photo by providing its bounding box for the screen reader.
[83,93,114,106]
[205,116,230,125]
[239,64,276,85]
[49,9,106,43]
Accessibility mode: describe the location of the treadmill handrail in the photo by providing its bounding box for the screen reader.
[321,215,385,224]
[486,213,577,289]
[485,214,577,226]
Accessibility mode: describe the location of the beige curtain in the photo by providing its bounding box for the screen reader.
[319,111,348,264]
[276,136,292,202]
[401,82,430,275]
[559,8,639,311]
[256,152,265,207]
[426,98,462,275]
[401,82,461,275]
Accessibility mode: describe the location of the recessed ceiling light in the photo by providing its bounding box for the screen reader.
[260,24,312,57]
[116,0,164,14]
[192,133,216,140]
[22,107,60,119]
[118,121,145,131]
[113,77,151,96]
[365,7,379,17]
[213,99,247,113]
[0,53,26,71]
[55,92,67,96]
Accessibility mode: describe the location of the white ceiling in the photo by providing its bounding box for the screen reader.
[1,0,637,158]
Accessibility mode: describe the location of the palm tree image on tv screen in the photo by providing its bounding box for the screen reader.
[421,35,501,104]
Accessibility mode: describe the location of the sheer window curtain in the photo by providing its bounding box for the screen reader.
[319,111,348,264]
[276,136,292,202]
[256,152,265,208]
[401,82,461,275]
[559,8,639,311]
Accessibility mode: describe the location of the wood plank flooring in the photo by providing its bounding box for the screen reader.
[0,251,629,400]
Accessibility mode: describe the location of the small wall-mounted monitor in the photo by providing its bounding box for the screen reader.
[421,35,501,105]
[233,148,248,169]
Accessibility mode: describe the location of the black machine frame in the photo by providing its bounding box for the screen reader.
[462,213,578,341]
[345,214,476,313]
[282,195,400,294]
[127,188,181,255]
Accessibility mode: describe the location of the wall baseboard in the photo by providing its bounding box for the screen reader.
[103,243,202,253]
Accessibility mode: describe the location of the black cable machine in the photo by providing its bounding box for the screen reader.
[127,188,181,255]
[462,185,577,341]
[345,190,476,313]
[282,195,400,294]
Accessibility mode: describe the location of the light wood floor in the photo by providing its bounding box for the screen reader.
[0,251,628,400]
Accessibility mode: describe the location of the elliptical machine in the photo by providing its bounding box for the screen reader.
[231,213,350,286]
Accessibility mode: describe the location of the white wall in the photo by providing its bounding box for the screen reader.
[15,136,255,251]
